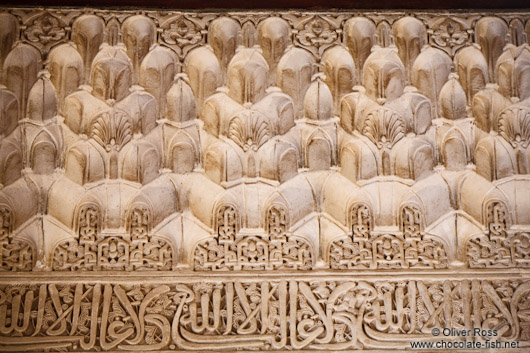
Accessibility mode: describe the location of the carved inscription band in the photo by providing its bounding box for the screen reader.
[0,273,529,351]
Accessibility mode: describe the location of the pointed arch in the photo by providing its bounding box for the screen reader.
[306,128,333,170]
[442,128,468,171]
[30,129,58,174]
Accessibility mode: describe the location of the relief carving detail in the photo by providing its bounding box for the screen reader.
[0,7,529,352]
[0,277,528,351]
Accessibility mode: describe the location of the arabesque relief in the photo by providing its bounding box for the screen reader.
[0,275,529,351]
[0,7,529,352]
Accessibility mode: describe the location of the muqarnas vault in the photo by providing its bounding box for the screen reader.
[0,8,529,352]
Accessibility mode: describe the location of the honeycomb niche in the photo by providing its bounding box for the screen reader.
[0,7,529,352]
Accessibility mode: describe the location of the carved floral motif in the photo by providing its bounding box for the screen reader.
[161,17,202,46]
[286,14,344,57]
[24,12,67,53]
[429,17,472,56]
[297,17,337,48]
[159,15,207,58]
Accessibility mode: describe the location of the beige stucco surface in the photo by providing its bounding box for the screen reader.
[0,8,529,351]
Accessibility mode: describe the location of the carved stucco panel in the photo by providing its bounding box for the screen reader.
[0,7,529,352]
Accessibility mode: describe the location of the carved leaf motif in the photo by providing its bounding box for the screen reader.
[24,12,67,53]
[42,300,57,329]
[430,17,470,56]
[228,111,270,151]
[499,106,530,148]
[108,297,125,321]
[91,110,132,152]
[362,107,405,148]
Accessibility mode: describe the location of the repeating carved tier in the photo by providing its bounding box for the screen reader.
[1,7,530,351]
[0,8,528,271]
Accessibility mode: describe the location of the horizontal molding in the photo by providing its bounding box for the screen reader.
[0,268,529,282]
[2,1,530,9]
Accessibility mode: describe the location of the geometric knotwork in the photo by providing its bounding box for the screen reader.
[52,204,172,270]
[467,201,530,268]
[194,204,312,270]
[0,206,33,271]
[330,203,447,269]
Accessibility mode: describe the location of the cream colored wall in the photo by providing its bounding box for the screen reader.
[0,9,529,351]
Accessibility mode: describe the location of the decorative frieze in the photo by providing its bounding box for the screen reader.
[0,273,528,351]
